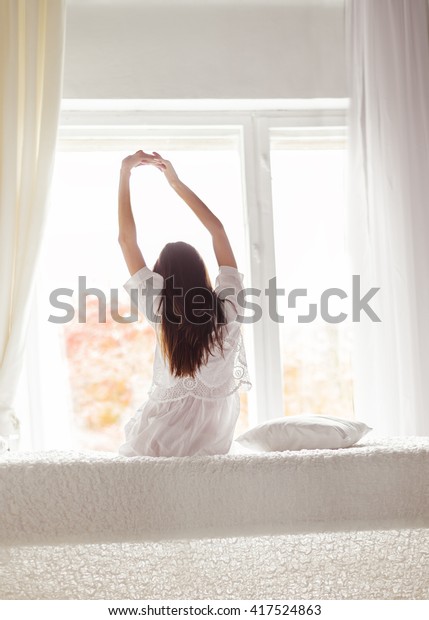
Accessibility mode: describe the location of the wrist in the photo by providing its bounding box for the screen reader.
[120,165,132,176]
[169,178,182,190]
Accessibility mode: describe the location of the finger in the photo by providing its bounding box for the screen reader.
[150,159,166,168]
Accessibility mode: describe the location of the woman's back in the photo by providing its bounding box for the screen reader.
[118,265,250,457]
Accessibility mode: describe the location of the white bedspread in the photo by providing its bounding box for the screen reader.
[1,436,429,599]
[1,436,428,546]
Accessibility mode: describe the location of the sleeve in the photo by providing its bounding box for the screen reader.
[214,265,245,323]
[123,266,164,326]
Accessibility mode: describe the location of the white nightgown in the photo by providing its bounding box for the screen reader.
[118,265,251,457]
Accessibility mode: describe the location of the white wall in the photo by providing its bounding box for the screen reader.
[64,0,346,99]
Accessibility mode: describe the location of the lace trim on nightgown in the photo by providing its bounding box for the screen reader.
[148,333,251,403]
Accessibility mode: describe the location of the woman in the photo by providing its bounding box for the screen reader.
[117,150,250,457]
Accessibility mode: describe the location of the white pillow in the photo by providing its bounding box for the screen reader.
[235,414,372,452]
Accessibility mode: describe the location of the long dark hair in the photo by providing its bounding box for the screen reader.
[153,242,227,378]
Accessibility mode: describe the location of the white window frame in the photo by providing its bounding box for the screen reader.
[23,100,348,449]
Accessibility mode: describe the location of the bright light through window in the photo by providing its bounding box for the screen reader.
[17,114,352,453]
[270,144,354,418]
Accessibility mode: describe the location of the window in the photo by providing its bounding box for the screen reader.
[17,103,350,451]
[270,128,353,418]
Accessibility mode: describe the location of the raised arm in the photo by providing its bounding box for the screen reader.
[118,150,164,275]
[153,152,237,269]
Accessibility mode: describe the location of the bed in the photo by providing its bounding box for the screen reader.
[0,436,428,599]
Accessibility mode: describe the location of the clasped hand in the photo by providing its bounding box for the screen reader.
[121,150,180,186]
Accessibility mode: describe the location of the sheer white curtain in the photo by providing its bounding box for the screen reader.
[0,0,66,444]
[346,0,429,435]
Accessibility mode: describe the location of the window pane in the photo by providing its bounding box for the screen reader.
[270,145,354,418]
[37,145,248,451]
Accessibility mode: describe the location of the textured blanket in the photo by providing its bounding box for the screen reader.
[1,436,428,546]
